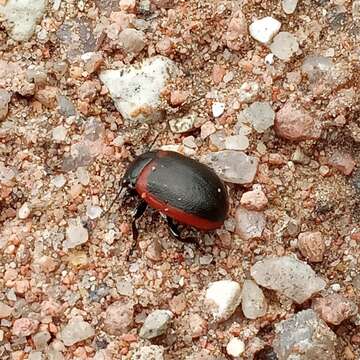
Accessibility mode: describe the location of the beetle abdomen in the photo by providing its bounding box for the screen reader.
[136,151,229,230]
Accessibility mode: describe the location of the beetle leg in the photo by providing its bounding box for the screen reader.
[128,200,148,258]
[165,216,181,239]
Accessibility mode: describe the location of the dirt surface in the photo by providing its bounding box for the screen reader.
[1,0,360,359]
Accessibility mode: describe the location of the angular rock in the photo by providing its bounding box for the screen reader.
[238,82,260,104]
[118,28,145,55]
[224,134,249,151]
[298,231,325,263]
[273,310,337,360]
[104,300,134,335]
[235,207,266,240]
[212,102,225,118]
[249,17,281,44]
[275,102,321,141]
[0,89,11,121]
[327,151,356,176]
[0,301,13,318]
[312,294,357,325]
[132,345,164,360]
[251,256,326,304]
[241,280,267,319]
[61,319,95,346]
[282,0,298,14]
[0,0,46,41]
[169,114,196,134]
[12,318,39,337]
[64,223,89,250]
[139,309,173,339]
[242,101,275,133]
[100,56,177,122]
[201,150,258,184]
[32,331,51,350]
[240,189,268,211]
[270,32,299,61]
[204,280,242,322]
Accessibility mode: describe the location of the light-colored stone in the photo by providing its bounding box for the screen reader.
[204,280,242,322]
[224,134,249,151]
[274,310,337,360]
[61,319,95,346]
[312,294,357,325]
[118,28,145,55]
[201,150,258,184]
[212,102,225,118]
[64,223,89,250]
[139,309,173,339]
[249,17,281,44]
[0,0,46,41]
[251,256,326,304]
[282,0,298,14]
[18,202,31,219]
[240,189,268,211]
[12,318,39,337]
[327,151,356,175]
[169,114,196,134]
[226,338,245,357]
[0,89,11,120]
[242,101,275,133]
[270,32,299,61]
[132,345,164,360]
[235,207,266,240]
[241,280,267,319]
[0,301,13,318]
[104,300,134,335]
[99,56,177,122]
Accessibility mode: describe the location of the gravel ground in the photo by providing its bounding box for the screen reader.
[1,0,360,359]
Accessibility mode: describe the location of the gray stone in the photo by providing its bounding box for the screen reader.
[57,95,76,117]
[100,56,177,122]
[32,331,51,350]
[242,101,275,133]
[139,309,173,339]
[0,301,13,318]
[270,32,299,61]
[241,280,267,319]
[282,0,298,14]
[251,256,326,304]
[224,134,249,151]
[235,207,266,240]
[201,150,258,184]
[61,319,95,346]
[273,310,337,360]
[0,0,46,41]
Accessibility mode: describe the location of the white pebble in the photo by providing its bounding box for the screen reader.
[52,125,67,142]
[18,202,31,219]
[282,0,298,14]
[51,175,66,188]
[212,102,225,118]
[226,337,245,357]
[249,17,281,44]
[204,280,242,321]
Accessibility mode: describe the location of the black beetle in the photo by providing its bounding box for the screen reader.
[116,150,229,246]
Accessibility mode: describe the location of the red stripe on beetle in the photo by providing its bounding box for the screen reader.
[136,160,223,230]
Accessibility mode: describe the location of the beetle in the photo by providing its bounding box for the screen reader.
[116,149,229,248]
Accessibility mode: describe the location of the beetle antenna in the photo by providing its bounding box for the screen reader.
[101,183,127,217]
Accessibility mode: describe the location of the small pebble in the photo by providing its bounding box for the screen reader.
[204,280,242,322]
[61,319,95,346]
[249,17,281,44]
[64,223,89,250]
[52,125,67,142]
[241,280,267,319]
[270,32,299,61]
[240,189,268,211]
[226,337,245,357]
[235,207,266,240]
[139,310,173,339]
[282,0,298,14]
[18,202,31,219]
[224,134,249,151]
[212,102,225,117]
